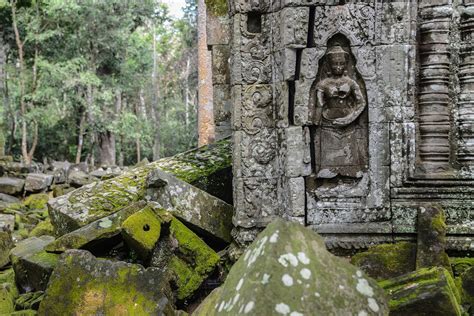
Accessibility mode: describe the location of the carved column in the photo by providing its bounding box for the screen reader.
[417,5,452,173]
[457,4,474,167]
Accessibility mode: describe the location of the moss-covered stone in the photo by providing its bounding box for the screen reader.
[38,249,175,315]
[0,230,13,268]
[49,138,232,236]
[29,219,55,238]
[15,291,44,310]
[205,0,228,16]
[45,202,146,253]
[10,310,37,315]
[195,219,389,316]
[451,257,474,277]
[416,204,451,273]
[23,194,49,211]
[380,267,462,316]
[121,207,162,260]
[351,242,416,281]
[460,266,474,308]
[0,284,15,314]
[10,236,59,292]
[151,212,220,301]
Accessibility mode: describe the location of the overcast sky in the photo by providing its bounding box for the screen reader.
[162,0,187,18]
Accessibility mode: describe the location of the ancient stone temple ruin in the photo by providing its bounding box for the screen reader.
[208,0,474,248]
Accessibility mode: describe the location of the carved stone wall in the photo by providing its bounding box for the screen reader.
[225,0,474,250]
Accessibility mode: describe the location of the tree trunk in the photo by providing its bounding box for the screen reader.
[115,89,123,167]
[151,25,161,161]
[0,32,7,157]
[98,131,116,166]
[75,105,87,164]
[185,56,191,128]
[197,0,215,147]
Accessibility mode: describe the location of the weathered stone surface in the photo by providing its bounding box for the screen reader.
[10,236,58,292]
[38,249,175,315]
[49,138,231,236]
[46,202,146,252]
[0,231,13,268]
[67,169,94,187]
[451,257,474,277]
[351,242,416,281]
[147,168,234,243]
[416,204,451,271]
[0,193,20,204]
[195,220,388,315]
[0,214,15,232]
[380,267,461,316]
[0,177,24,195]
[24,173,53,193]
[150,212,220,300]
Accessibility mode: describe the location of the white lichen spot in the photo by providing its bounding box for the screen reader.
[358,310,368,316]
[297,252,310,264]
[244,301,255,314]
[218,301,225,312]
[290,312,304,316]
[98,218,112,228]
[278,253,299,267]
[246,236,268,267]
[275,303,291,315]
[233,294,240,305]
[315,292,320,297]
[236,278,244,291]
[282,274,294,287]
[356,278,374,297]
[262,273,270,284]
[298,268,311,280]
[339,285,345,290]
[356,270,363,278]
[368,298,380,313]
[270,230,279,243]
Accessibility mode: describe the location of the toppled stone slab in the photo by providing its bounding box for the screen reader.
[0,177,24,195]
[147,168,233,243]
[24,173,54,193]
[45,202,146,252]
[10,236,59,292]
[150,211,220,300]
[49,138,232,236]
[351,242,416,281]
[0,193,20,204]
[380,267,461,316]
[195,219,389,316]
[38,249,175,315]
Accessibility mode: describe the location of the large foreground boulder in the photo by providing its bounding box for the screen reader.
[38,249,175,315]
[194,219,389,315]
[48,138,232,236]
[380,267,461,316]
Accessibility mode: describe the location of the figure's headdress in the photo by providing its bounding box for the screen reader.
[327,45,348,58]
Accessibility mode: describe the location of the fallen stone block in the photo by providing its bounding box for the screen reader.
[24,174,53,193]
[0,214,15,232]
[380,267,461,316]
[67,169,94,188]
[10,236,59,292]
[194,219,388,316]
[48,138,232,236]
[45,202,146,252]
[147,168,233,243]
[38,249,175,315]
[0,230,14,268]
[0,177,24,195]
[150,211,220,300]
[351,242,416,281]
[0,193,20,204]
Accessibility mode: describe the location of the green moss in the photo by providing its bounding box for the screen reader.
[168,216,220,300]
[451,258,474,277]
[30,251,60,268]
[0,286,15,315]
[351,242,416,280]
[121,207,162,259]
[205,0,227,16]
[431,211,447,233]
[23,194,49,211]
[29,219,54,238]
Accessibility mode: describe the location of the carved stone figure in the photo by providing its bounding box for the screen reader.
[311,43,368,179]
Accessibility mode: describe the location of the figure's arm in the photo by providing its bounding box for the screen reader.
[332,81,366,126]
[314,89,324,125]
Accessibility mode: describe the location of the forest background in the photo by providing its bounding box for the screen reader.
[0,0,199,166]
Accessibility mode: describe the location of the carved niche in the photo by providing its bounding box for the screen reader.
[308,35,369,195]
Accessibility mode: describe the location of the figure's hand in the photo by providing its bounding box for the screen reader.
[332,116,352,126]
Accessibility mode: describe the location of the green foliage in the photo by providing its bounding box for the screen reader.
[2,0,198,164]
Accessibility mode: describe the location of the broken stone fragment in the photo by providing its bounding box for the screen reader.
[194,219,389,316]
[38,249,175,315]
[150,212,220,300]
[121,206,167,260]
[351,242,416,281]
[10,236,59,292]
[0,214,15,232]
[0,230,14,268]
[147,168,234,244]
[380,267,462,316]
[45,202,146,252]
[416,204,451,272]
[0,177,24,195]
[48,138,231,236]
[24,173,54,193]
